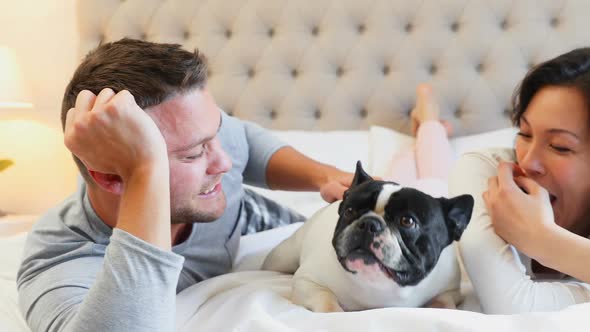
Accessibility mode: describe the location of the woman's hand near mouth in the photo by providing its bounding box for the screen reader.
[483,160,557,260]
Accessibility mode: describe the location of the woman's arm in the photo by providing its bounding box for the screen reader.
[534,223,590,284]
[450,149,590,314]
[485,161,590,284]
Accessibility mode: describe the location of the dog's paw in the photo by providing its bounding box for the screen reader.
[292,277,344,313]
[305,298,344,313]
[424,289,462,309]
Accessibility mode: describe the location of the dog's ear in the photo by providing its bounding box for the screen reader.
[439,194,474,242]
[351,160,373,188]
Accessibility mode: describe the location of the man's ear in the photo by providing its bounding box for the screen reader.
[351,160,373,188]
[439,194,474,242]
[88,170,123,195]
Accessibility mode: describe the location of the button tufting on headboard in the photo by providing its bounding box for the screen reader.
[475,63,485,74]
[76,0,590,135]
[314,109,322,119]
[404,22,413,33]
[429,63,438,75]
[500,19,509,30]
[357,23,366,34]
[311,26,319,37]
[359,108,368,119]
[382,65,390,76]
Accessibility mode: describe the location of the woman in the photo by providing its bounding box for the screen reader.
[450,48,590,314]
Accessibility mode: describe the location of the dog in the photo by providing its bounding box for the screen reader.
[262,161,474,312]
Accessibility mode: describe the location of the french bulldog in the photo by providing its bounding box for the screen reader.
[262,161,474,312]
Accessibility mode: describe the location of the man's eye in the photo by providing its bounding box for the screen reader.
[186,152,204,160]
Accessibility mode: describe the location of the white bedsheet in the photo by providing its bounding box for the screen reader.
[0,232,31,332]
[175,270,590,332]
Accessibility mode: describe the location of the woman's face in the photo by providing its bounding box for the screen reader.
[515,85,590,234]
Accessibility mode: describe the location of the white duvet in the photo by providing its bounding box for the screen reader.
[175,223,590,332]
[175,271,590,332]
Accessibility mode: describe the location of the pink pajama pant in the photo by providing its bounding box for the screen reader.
[383,121,452,197]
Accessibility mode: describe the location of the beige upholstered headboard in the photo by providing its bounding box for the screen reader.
[77,0,590,136]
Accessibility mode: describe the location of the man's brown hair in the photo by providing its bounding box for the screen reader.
[61,38,208,183]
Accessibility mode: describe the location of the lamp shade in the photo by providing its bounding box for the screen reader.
[0,120,78,214]
[0,47,33,110]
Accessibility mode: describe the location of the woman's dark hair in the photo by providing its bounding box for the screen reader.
[512,47,590,126]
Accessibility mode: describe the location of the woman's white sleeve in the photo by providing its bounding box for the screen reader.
[449,151,590,314]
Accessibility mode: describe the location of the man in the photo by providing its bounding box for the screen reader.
[17,39,353,331]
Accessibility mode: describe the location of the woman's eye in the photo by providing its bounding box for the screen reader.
[517,132,532,139]
[399,216,416,228]
[551,145,572,153]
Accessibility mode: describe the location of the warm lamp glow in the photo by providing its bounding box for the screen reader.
[0,120,78,214]
[0,47,33,111]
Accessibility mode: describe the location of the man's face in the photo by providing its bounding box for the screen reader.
[148,87,232,224]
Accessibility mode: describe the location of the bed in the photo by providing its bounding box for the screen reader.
[3,0,590,330]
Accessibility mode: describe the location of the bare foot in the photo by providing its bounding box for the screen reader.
[410,84,453,136]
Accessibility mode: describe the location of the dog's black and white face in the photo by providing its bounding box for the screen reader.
[332,162,474,287]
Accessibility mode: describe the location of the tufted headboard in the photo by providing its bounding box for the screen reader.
[77,0,590,136]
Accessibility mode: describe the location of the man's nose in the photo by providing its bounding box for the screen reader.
[207,140,232,175]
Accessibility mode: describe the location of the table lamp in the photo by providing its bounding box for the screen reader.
[0,47,77,216]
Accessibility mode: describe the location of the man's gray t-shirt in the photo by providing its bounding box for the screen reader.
[17,111,289,332]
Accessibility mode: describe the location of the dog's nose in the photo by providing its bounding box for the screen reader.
[357,217,383,234]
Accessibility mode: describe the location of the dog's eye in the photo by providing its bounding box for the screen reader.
[344,207,354,219]
[399,216,415,228]
[343,190,349,200]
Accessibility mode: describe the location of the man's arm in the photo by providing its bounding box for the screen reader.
[18,230,184,332]
[266,146,353,191]
[20,88,184,331]
[64,89,172,248]
[240,120,353,202]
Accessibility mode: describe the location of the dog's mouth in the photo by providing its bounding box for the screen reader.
[338,249,409,284]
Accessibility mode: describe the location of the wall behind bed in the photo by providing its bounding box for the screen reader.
[0,0,78,129]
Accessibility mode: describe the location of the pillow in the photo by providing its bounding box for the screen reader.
[369,125,518,178]
[245,130,369,217]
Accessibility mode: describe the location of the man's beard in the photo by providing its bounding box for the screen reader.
[170,195,226,224]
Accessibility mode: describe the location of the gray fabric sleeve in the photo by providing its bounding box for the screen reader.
[18,229,185,332]
[241,120,288,188]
